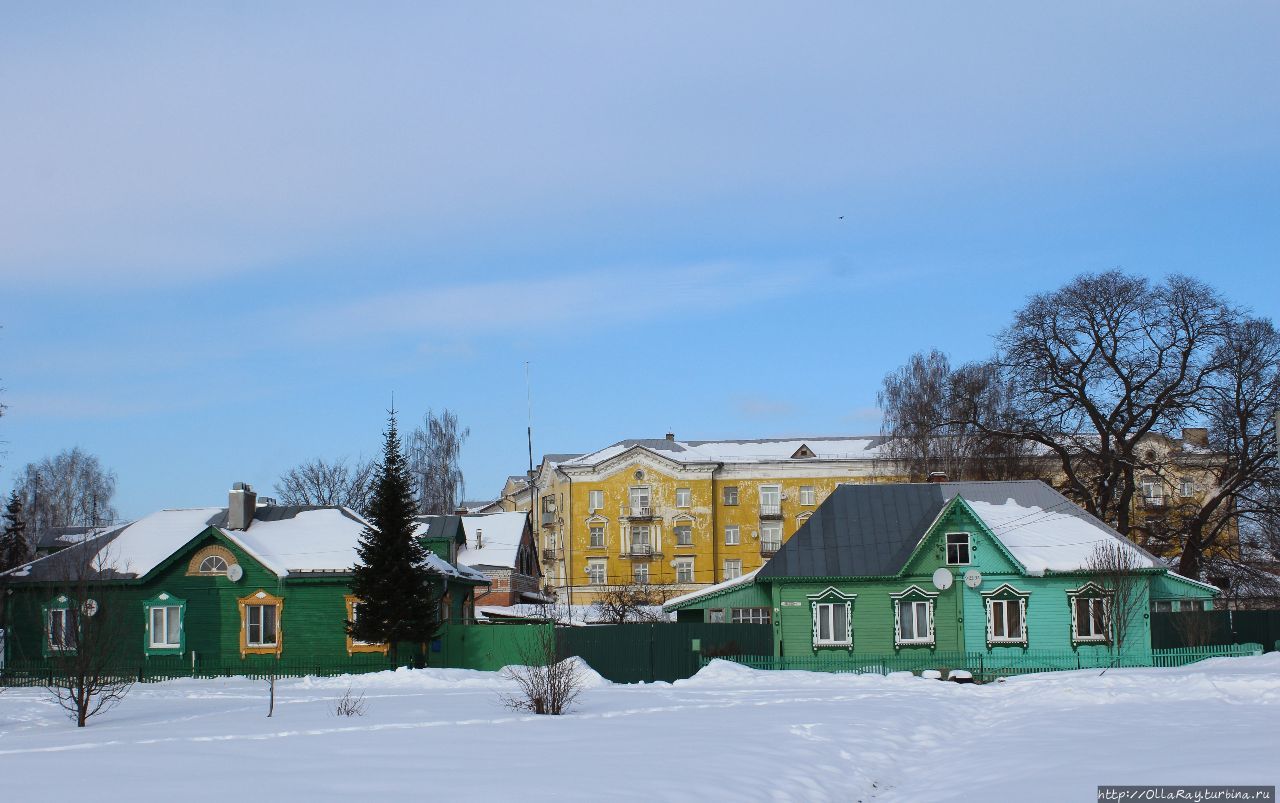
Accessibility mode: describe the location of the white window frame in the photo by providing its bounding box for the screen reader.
[760,521,782,552]
[759,484,781,509]
[723,486,739,506]
[198,554,230,575]
[633,563,650,585]
[630,525,651,551]
[349,600,377,647]
[674,524,693,546]
[731,607,771,624]
[724,525,740,545]
[588,489,604,512]
[629,486,651,510]
[674,558,695,584]
[1179,478,1196,498]
[890,586,938,647]
[799,485,816,506]
[808,588,856,648]
[245,603,279,647]
[589,524,606,549]
[48,606,76,652]
[723,559,742,580]
[1141,476,1163,504]
[707,608,726,624]
[945,532,971,565]
[586,559,607,586]
[1068,583,1112,644]
[675,488,691,508]
[149,605,183,649]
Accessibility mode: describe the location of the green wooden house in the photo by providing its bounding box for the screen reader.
[665,480,1217,669]
[0,483,488,673]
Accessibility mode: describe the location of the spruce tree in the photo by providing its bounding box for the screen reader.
[0,490,31,572]
[348,411,440,661]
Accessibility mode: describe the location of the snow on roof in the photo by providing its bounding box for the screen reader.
[226,507,371,576]
[100,507,225,577]
[563,436,887,468]
[24,504,485,582]
[965,498,1157,574]
[459,512,528,570]
[664,568,761,609]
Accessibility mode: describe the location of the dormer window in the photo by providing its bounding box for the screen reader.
[945,533,971,565]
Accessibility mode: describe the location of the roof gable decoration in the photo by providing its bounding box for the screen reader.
[790,444,816,459]
[898,496,1028,579]
[143,526,273,584]
[805,586,857,602]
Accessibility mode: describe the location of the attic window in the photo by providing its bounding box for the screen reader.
[199,555,230,575]
[790,444,816,459]
[945,533,971,565]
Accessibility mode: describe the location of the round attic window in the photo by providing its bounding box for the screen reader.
[634,469,645,480]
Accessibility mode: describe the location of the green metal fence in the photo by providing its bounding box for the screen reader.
[0,654,403,687]
[703,643,1264,683]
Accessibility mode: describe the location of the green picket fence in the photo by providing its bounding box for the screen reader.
[704,643,1264,683]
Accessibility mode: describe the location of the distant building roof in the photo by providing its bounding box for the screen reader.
[458,511,530,571]
[560,436,889,468]
[758,480,1159,580]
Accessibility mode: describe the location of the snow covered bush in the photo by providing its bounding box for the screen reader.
[500,627,586,715]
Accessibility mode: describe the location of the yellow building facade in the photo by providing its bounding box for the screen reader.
[525,437,898,604]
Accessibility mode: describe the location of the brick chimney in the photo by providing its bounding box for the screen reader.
[927,472,948,483]
[227,482,257,530]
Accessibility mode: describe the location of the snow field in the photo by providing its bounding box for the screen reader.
[1,655,1276,802]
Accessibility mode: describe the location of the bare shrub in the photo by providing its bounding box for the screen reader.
[591,584,674,624]
[500,626,586,716]
[332,686,368,717]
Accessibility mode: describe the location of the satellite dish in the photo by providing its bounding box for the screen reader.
[931,568,953,591]
[82,599,99,617]
[227,564,244,582]
[964,569,983,589]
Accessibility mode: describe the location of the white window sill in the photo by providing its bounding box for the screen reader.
[989,638,1027,645]
[813,640,852,648]
[896,638,934,646]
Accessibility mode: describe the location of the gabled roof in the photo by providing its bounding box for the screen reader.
[4,503,486,584]
[560,436,888,469]
[758,480,1159,581]
[458,512,530,571]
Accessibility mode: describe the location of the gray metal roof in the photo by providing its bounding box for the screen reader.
[757,480,1153,580]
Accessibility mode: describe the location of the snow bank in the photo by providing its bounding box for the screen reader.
[295,666,516,691]
[675,658,932,689]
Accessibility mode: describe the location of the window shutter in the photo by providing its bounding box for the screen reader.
[811,603,820,647]
[842,602,852,645]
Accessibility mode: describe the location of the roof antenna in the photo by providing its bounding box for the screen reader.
[525,361,534,475]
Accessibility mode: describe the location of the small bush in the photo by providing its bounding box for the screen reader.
[332,686,368,717]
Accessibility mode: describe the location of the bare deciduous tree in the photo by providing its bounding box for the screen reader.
[590,584,673,624]
[878,351,1036,481]
[274,456,375,513]
[500,625,586,716]
[44,539,134,727]
[408,408,470,515]
[16,447,118,534]
[1084,540,1146,657]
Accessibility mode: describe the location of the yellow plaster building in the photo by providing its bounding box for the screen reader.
[523,436,898,604]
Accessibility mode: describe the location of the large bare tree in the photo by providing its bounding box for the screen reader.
[15,447,118,534]
[274,456,375,513]
[408,408,470,515]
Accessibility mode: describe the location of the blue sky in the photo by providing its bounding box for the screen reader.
[2,3,1278,519]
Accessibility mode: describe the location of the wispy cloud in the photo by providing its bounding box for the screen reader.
[287,261,829,340]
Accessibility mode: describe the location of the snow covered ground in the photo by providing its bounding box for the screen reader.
[2,655,1277,802]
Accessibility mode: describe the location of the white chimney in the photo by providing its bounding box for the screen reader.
[227,482,257,530]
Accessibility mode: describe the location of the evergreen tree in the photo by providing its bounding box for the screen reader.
[348,411,440,660]
[0,490,31,572]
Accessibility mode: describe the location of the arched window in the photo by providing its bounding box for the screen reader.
[198,555,229,574]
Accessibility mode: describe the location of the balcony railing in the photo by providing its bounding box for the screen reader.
[625,505,655,519]
[760,542,782,557]
[628,543,656,558]
[540,510,556,527]
[541,548,562,562]
[1142,496,1166,509]
[759,503,783,519]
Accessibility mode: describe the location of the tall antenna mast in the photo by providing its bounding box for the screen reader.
[525,361,534,475]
